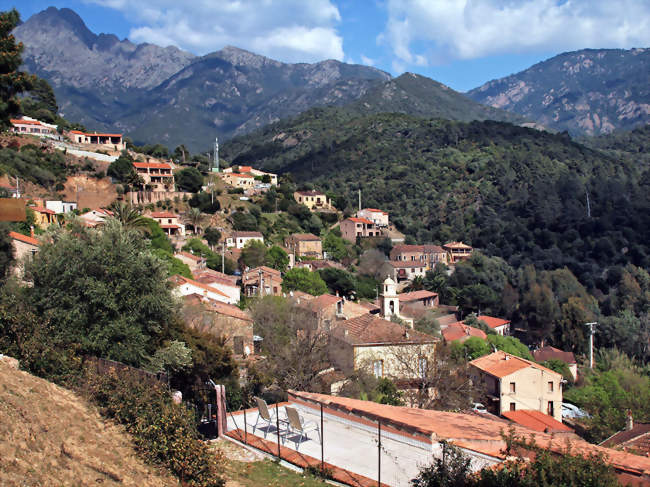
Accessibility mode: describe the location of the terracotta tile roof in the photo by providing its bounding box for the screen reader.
[398,290,438,302]
[602,423,650,454]
[177,251,204,262]
[133,162,172,169]
[9,231,39,246]
[532,346,577,365]
[169,275,230,299]
[470,351,560,379]
[229,173,254,178]
[29,206,56,215]
[289,391,650,479]
[301,293,342,312]
[444,241,473,249]
[287,233,321,241]
[333,314,438,346]
[194,269,238,283]
[390,261,426,268]
[149,211,178,218]
[205,299,252,322]
[442,323,487,342]
[238,166,253,172]
[476,315,510,329]
[295,190,326,196]
[193,270,239,288]
[232,231,263,238]
[11,119,42,125]
[346,217,374,224]
[391,244,445,254]
[361,208,388,215]
[502,409,573,433]
[437,314,460,327]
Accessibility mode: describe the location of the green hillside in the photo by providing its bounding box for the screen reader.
[222,109,650,286]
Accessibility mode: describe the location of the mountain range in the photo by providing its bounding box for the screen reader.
[468,48,650,136]
[14,7,650,150]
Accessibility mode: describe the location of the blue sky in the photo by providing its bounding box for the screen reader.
[10,0,650,92]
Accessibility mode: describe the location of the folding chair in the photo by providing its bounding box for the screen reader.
[285,406,321,450]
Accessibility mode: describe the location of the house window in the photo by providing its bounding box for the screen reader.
[336,300,343,315]
[509,382,516,393]
[548,381,554,392]
[233,336,244,355]
[510,402,516,411]
[168,219,172,224]
[418,358,428,378]
[547,401,554,416]
[373,360,383,378]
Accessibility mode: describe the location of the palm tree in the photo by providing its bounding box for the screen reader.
[183,207,206,235]
[108,201,151,234]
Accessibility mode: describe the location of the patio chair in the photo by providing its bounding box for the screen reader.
[252,397,285,438]
[285,406,321,449]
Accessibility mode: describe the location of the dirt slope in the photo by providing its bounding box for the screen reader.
[0,360,178,486]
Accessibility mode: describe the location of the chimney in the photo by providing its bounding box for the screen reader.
[627,410,634,431]
[30,226,34,238]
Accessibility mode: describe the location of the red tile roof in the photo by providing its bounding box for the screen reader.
[502,409,573,433]
[602,423,650,456]
[169,275,229,298]
[194,269,238,286]
[532,346,577,365]
[289,391,650,480]
[470,351,560,379]
[398,290,438,302]
[287,233,321,241]
[238,166,252,172]
[442,323,487,342]
[177,251,204,262]
[11,119,42,125]
[149,211,178,218]
[444,241,473,249]
[133,162,172,169]
[232,231,263,238]
[346,217,374,224]
[333,314,438,346]
[295,190,325,196]
[29,206,56,215]
[476,315,510,329]
[194,273,239,288]
[391,244,445,254]
[203,298,251,322]
[361,208,388,215]
[9,231,39,246]
[301,293,342,312]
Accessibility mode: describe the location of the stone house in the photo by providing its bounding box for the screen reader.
[133,162,174,191]
[532,346,578,381]
[242,266,282,297]
[149,211,185,236]
[390,244,448,269]
[340,217,380,243]
[284,233,322,259]
[443,241,473,264]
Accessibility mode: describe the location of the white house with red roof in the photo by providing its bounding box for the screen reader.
[169,274,237,305]
[192,269,241,304]
[226,231,264,249]
[357,208,389,228]
[11,117,58,139]
[79,208,113,227]
[69,129,125,150]
[384,260,427,282]
[476,315,511,336]
[148,211,185,236]
[222,165,277,186]
[133,162,174,191]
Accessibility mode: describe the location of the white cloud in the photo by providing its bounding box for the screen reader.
[85,0,344,63]
[384,0,650,67]
[360,54,376,66]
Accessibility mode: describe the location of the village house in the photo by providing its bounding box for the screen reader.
[169,274,237,305]
[294,293,344,330]
[444,241,473,264]
[45,201,77,214]
[133,162,174,191]
[222,165,277,185]
[601,414,650,457]
[192,268,241,304]
[148,211,185,236]
[183,294,253,357]
[220,171,256,189]
[293,190,335,212]
[226,231,264,249]
[242,266,282,297]
[11,117,58,139]
[384,260,427,282]
[442,322,487,343]
[69,130,125,151]
[295,259,344,272]
[330,312,438,382]
[357,208,389,228]
[174,251,207,272]
[475,315,511,336]
[398,290,439,308]
[340,217,380,243]
[390,244,448,269]
[9,231,39,261]
[469,351,563,422]
[29,206,57,227]
[533,346,578,381]
[284,233,322,259]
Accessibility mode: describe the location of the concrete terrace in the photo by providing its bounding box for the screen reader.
[226,400,434,487]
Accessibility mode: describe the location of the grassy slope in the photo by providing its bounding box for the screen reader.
[0,361,177,487]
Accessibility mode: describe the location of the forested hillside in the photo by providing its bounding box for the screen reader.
[222,109,650,288]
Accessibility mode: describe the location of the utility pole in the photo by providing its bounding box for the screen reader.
[585,188,591,218]
[358,189,361,213]
[213,137,219,173]
[221,242,225,274]
[585,322,597,369]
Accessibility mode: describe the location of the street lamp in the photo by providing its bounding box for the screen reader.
[585,322,597,369]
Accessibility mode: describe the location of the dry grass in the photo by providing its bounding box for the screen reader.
[0,361,178,487]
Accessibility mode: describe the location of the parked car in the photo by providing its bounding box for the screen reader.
[472,402,488,414]
[562,402,589,419]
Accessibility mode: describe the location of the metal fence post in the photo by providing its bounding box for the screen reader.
[276,402,281,459]
[244,408,248,444]
[320,403,324,471]
[378,419,381,487]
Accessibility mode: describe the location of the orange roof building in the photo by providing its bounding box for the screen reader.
[442,323,487,343]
